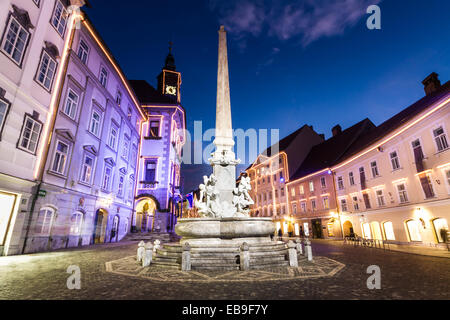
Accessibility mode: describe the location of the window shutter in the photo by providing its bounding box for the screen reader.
[414,147,425,173]
[363,193,371,209]
[419,175,434,199]
[360,171,366,190]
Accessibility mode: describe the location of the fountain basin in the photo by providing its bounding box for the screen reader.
[175,218,276,245]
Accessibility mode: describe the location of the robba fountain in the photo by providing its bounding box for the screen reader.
[151,26,290,270]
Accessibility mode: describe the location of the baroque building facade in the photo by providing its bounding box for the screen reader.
[130,49,186,235]
[0,0,89,256]
[0,1,186,256]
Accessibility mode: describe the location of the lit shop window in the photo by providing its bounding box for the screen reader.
[433,218,449,243]
[406,220,422,242]
[383,221,395,241]
[362,223,372,239]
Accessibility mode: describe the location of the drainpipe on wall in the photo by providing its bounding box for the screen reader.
[22,13,82,254]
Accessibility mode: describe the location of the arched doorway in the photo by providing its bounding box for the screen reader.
[135,198,157,233]
[343,221,354,238]
[93,209,108,244]
[110,215,120,243]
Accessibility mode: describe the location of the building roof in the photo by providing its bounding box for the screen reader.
[129,80,178,105]
[291,118,376,179]
[339,80,450,165]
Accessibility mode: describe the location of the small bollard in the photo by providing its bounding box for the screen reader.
[142,242,153,267]
[295,239,303,256]
[304,239,313,262]
[240,242,250,271]
[288,241,298,267]
[137,241,145,262]
[182,242,191,271]
[153,239,161,253]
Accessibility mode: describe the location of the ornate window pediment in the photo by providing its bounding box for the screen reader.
[11,5,34,30]
[119,167,127,175]
[104,157,116,167]
[44,41,60,60]
[83,145,97,156]
[55,129,75,142]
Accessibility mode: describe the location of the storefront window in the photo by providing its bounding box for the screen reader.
[383,221,396,241]
[363,223,372,239]
[406,220,422,242]
[433,218,449,243]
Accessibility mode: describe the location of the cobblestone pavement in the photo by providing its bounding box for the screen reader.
[0,240,449,300]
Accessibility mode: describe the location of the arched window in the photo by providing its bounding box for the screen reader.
[406,220,422,242]
[432,218,449,243]
[35,207,55,236]
[383,221,396,241]
[70,211,84,236]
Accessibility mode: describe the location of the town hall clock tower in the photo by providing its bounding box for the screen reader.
[157,43,182,103]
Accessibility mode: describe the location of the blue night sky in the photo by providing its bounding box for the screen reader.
[85,0,450,192]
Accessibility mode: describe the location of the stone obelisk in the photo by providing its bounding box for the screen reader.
[210,26,240,205]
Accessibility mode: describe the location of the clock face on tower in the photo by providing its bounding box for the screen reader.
[166,85,177,96]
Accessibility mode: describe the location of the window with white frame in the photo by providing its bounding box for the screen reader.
[323,196,330,209]
[108,122,119,150]
[99,67,108,87]
[102,165,112,191]
[397,183,409,204]
[320,177,326,188]
[311,199,316,211]
[51,1,68,36]
[51,140,69,175]
[1,16,30,65]
[445,169,450,189]
[376,189,385,207]
[63,89,79,119]
[118,175,124,197]
[371,161,380,178]
[337,176,344,190]
[349,172,355,186]
[80,154,94,184]
[116,90,122,106]
[35,207,54,235]
[301,202,307,213]
[0,98,9,136]
[340,199,348,212]
[390,151,401,170]
[127,106,132,121]
[291,187,296,197]
[309,181,314,192]
[149,120,160,137]
[69,212,83,236]
[89,109,101,137]
[36,50,57,90]
[299,185,305,194]
[77,39,89,64]
[352,196,359,211]
[18,115,42,154]
[292,203,297,214]
[433,126,449,152]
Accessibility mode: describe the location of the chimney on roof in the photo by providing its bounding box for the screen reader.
[422,72,441,96]
[332,125,342,137]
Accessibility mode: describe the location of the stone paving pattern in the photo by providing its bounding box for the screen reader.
[0,240,449,300]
